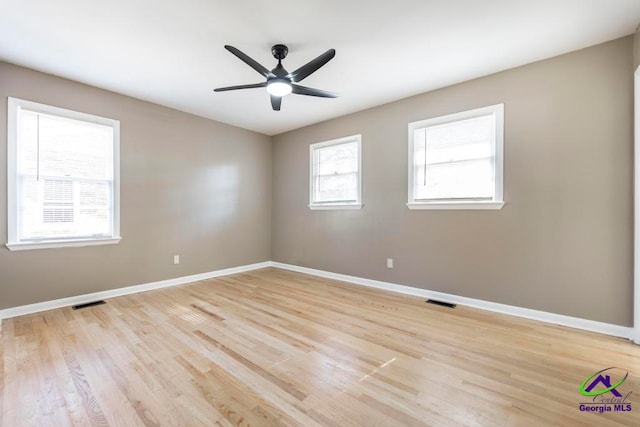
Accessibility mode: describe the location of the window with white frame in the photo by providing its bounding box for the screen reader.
[309,135,362,209]
[408,104,504,209]
[7,97,121,250]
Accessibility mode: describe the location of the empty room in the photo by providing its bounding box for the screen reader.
[2,1,640,426]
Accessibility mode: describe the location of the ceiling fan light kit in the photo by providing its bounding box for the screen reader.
[214,44,338,111]
[266,78,292,97]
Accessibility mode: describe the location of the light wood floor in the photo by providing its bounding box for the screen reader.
[2,268,640,426]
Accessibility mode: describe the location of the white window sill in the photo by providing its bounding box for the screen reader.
[407,201,505,210]
[6,237,122,251]
[309,204,363,210]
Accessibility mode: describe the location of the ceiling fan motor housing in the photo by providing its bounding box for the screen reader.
[271,44,288,60]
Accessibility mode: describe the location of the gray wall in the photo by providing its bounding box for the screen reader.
[0,61,271,309]
[635,24,640,70]
[272,36,634,326]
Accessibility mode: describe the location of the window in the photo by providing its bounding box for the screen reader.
[408,104,504,209]
[309,135,362,209]
[7,97,121,250]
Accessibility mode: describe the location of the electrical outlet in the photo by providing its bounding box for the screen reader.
[174,255,180,265]
[387,258,394,269]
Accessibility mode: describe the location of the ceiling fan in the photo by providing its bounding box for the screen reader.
[214,44,339,111]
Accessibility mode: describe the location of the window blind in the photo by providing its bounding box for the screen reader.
[413,114,495,201]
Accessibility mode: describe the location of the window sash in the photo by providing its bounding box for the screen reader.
[17,174,114,241]
[313,171,358,203]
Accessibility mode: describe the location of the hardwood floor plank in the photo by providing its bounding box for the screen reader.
[194,330,308,401]
[2,267,640,426]
[63,353,110,426]
[357,393,426,426]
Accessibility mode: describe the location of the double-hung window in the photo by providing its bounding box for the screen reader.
[7,97,121,250]
[309,135,362,209]
[408,104,504,209]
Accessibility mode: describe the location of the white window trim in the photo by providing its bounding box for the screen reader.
[407,103,505,210]
[309,134,363,210]
[6,237,122,251]
[6,97,121,251]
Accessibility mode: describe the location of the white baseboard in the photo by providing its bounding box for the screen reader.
[0,261,272,321]
[271,262,634,340]
[1,260,633,341]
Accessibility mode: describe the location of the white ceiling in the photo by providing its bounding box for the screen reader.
[1,1,639,136]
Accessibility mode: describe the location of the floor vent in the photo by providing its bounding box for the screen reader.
[72,300,106,310]
[426,299,456,309]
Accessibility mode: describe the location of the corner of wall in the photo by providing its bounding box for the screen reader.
[634,23,640,71]
[269,134,277,262]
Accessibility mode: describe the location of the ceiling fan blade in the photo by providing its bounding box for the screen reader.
[292,84,339,98]
[270,95,282,111]
[289,49,336,82]
[224,45,271,78]
[214,82,267,92]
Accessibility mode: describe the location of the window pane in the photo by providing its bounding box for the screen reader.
[77,181,111,236]
[315,141,358,175]
[315,172,358,202]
